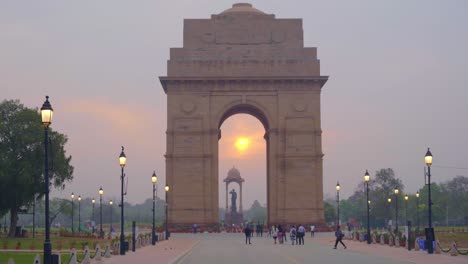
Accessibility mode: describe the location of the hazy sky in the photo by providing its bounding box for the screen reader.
[1,1,467,207]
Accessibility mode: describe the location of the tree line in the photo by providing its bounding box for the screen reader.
[323,168,468,228]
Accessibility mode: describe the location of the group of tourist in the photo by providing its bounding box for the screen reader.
[244,224,315,245]
[243,223,347,249]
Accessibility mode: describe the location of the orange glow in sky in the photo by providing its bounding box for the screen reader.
[235,137,250,152]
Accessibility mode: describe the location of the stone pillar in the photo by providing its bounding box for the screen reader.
[225,183,228,211]
[239,183,243,212]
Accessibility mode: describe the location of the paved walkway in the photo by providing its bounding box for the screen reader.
[1,233,465,264]
[101,238,199,264]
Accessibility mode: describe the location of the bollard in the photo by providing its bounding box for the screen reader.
[435,240,441,254]
[450,242,458,256]
[33,254,40,264]
[380,235,385,245]
[414,238,420,251]
[104,243,111,258]
[69,248,77,264]
[95,244,102,261]
[81,246,91,264]
[395,236,400,248]
[8,258,15,264]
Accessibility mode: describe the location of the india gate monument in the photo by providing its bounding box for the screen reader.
[159,3,328,228]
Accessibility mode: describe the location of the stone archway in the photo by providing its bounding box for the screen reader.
[159,3,328,227]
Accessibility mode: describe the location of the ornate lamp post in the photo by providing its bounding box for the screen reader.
[394,187,399,234]
[364,170,371,244]
[70,193,75,234]
[387,197,392,230]
[119,147,127,255]
[151,171,157,245]
[99,187,104,238]
[336,182,340,228]
[109,200,113,234]
[78,195,82,234]
[425,148,434,254]
[41,96,53,264]
[91,199,96,233]
[404,195,409,225]
[416,191,420,234]
[165,185,170,239]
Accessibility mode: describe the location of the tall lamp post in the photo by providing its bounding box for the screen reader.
[336,182,340,228]
[109,200,113,234]
[119,147,127,255]
[387,198,392,231]
[99,187,104,238]
[70,193,74,234]
[394,187,399,234]
[41,96,53,264]
[416,191,420,234]
[425,148,434,254]
[91,199,96,233]
[404,195,409,225]
[165,185,170,239]
[151,171,157,245]
[78,196,82,234]
[364,170,371,244]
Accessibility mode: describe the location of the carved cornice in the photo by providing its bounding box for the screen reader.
[159,76,328,93]
[165,153,212,159]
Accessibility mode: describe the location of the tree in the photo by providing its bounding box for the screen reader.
[0,100,74,237]
[323,200,336,223]
[244,200,266,223]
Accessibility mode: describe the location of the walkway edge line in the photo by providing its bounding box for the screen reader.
[169,239,201,264]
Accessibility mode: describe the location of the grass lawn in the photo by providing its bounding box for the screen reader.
[435,232,468,249]
[0,252,85,264]
[1,235,111,250]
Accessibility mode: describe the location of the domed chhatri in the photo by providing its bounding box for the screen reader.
[226,166,242,180]
[220,3,265,15]
[223,167,244,227]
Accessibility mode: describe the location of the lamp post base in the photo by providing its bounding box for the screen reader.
[44,241,52,264]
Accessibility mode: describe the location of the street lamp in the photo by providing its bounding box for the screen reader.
[425,148,434,254]
[336,182,340,228]
[91,199,95,233]
[70,193,75,234]
[78,196,82,234]
[40,95,53,264]
[404,195,409,225]
[109,200,113,235]
[165,184,170,239]
[394,187,399,234]
[151,171,157,245]
[416,191,420,234]
[99,187,104,238]
[364,170,371,244]
[119,147,127,255]
[387,197,392,231]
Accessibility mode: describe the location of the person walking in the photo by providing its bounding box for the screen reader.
[333,226,347,249]
[290,225,297,245]
[283,225,288,243]
[244,225,252,244]
[272,225,278,244]
[297,224,306,245]
[277,225,283,244]
[310,225,315,237]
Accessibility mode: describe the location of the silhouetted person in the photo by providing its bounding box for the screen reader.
[333,226,347,249]
[244,225,252,244]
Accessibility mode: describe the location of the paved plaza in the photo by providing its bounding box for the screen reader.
[101,233,467,264]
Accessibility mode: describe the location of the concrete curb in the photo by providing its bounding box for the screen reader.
[168,240,201,264]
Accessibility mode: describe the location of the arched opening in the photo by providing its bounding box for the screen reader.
[218,107,269,227]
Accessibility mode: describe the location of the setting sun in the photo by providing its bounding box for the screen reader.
[235,137,250,151]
